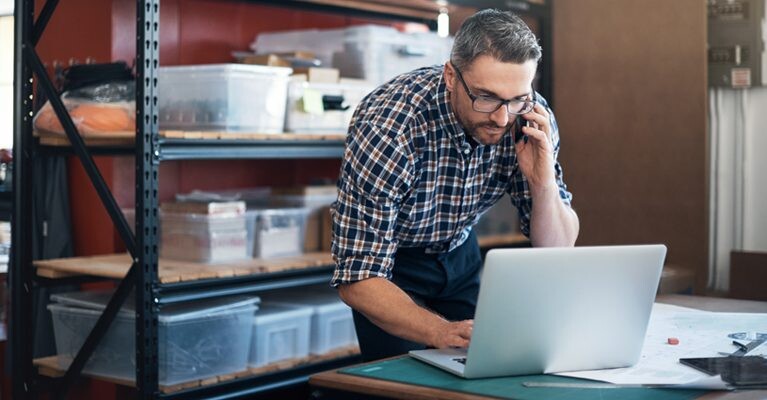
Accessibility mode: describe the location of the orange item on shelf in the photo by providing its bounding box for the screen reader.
[34,99,135,137]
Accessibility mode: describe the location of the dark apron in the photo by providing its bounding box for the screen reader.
[352,230,482,361]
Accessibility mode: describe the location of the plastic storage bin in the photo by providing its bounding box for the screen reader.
[251,28,346,68]
[160,211,248,263]
[48,291,258,386]
[333,26,453,85]
[246,207,310,259]
[249,303,313,368]
[284,80,373,134]
[264,287,357,355]
[161,229,247,263]
[162,212,246,234]
[267,192,337,252]
[158,64,292,132]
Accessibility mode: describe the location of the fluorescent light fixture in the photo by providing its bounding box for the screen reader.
[437,9,449,38]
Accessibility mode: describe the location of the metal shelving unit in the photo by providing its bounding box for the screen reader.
[157,137,346,161]
[10,1,549,399]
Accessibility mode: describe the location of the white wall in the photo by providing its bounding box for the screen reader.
[708,87,767,291]
[0,0,11,16]
[742,88,767,251]
[0,16,12,150]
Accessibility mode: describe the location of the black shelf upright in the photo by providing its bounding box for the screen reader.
[135,0,161,397]
[11,0,35,398]
[11,0,160,398]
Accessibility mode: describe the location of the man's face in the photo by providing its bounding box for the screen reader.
[444,55,538,146]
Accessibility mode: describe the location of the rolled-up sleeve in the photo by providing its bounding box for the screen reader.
[508,103,573,238]
[331,121,415,286]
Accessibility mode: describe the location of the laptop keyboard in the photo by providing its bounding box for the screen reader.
[453,357,467,365]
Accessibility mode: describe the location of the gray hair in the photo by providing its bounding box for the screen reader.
[450,9,542,71]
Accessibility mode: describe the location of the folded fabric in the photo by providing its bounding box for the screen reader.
[34,98,135,136]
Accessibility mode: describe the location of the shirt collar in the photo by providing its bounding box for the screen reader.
[433,69,470,146]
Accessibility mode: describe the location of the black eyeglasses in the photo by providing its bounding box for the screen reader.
[452,63,536,115]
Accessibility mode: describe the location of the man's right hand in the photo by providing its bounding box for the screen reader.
[338,277,475,349]
[430,319,473,349]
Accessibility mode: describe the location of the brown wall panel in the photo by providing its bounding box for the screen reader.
[552,1,708,291]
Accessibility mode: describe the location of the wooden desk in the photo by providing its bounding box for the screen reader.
[310,295,767,400]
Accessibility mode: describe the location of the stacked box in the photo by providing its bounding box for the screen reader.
[270,186,337,252]
[48,290,258,386]
[160,201,248,263]
[245,207,310,259]
[333,25,453,85]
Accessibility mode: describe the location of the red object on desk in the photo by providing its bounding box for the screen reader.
[668,337,680,345]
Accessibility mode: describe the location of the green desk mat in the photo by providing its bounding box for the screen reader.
[339,357,706,400]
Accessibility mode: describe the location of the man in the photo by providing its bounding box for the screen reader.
[331,9,579,361]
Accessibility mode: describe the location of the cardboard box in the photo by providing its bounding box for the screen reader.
[320,205,333,252]
[292,67,340,84]
[240,54,291,68]
[272,185,337,197]
[304,210,321,252]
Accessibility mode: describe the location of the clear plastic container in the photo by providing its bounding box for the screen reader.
[158,64,292,132]
[251,28,346,68]
[161,229,248,263]
[246,207,310,259]
[269,194,335,252]
[48,292,258,386]
[161,212,246,234]
[284,80,373,134]
[264,287,357,355]
[332,26,453,85]
[249,303,313,368]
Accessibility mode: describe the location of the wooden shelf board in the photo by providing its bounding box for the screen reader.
[34,252,334,284]
[477,233,529,248]
[34,345,360,394]
[161,130,346,141]
[292,0,445,19]
[35,129,346,147]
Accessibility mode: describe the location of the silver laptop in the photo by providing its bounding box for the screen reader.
[409,244,666,379]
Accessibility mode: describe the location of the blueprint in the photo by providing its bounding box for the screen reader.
[556,302,767,389]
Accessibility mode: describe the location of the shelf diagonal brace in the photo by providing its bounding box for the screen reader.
[25,45,138,258]
[54,263,138,400]
[31,0,59,46]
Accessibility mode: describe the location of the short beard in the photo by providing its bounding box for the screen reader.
[456,110,513,145]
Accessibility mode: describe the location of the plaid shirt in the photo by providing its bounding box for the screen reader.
[331,66,572,286]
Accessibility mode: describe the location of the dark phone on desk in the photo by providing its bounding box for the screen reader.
[679,356,767,386]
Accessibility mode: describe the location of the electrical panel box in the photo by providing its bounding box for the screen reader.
[708,0,767,87]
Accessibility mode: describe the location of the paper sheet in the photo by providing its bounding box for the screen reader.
[556,303,767,389]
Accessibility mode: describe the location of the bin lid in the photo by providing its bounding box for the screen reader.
[51,290,259,322]
[254,302,314,323]
[262,288,350,313]
[159,63,292,77]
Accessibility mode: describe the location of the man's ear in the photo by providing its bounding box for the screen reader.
[443,61,455,92]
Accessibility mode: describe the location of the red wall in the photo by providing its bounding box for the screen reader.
[15,1,394,398]
[66,0,394,257]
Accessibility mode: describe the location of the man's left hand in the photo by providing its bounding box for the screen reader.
[515,104,557,194]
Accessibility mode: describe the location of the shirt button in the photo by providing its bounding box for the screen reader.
[463,148,470,155]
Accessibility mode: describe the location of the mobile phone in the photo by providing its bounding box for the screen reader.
[514,116,531,143]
